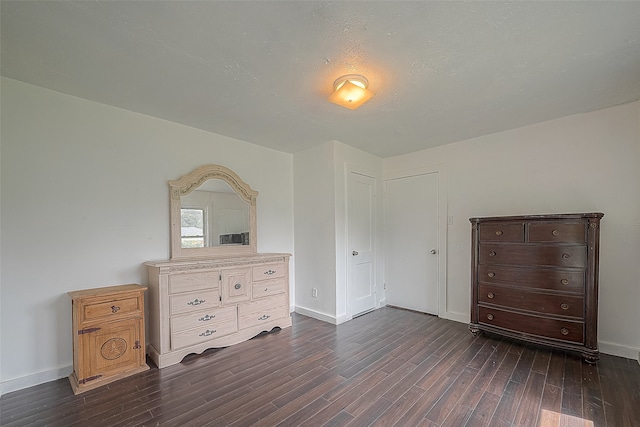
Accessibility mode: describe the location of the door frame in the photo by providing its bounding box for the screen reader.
[384,164,448,318]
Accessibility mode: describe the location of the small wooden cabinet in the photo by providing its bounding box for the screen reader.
[68,284,149,394]
[469,213,603,363]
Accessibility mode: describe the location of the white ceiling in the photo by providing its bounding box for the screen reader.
[2,1,639,158]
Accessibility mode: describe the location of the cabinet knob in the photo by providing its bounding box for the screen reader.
[552,230,559,236]
[111,305,120,313]
[352,251,359,256]
[234,283,242,290]
[561,279,569,285]
[560,328,569,336]
[486,314,494,320]
[198,314,216,322]
[199,329,217,337]
[487,272,495,278]
[562,253,571,259]
[258,314,271,321]
[489,251,496,257]
[561,303,569,310]
[187,298,205,306]
[487,292,495,299]
[495,230,503,236]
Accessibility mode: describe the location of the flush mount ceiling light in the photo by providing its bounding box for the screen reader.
[328,74,374,110]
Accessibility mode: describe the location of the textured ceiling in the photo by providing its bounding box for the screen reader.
[2,1,640,158]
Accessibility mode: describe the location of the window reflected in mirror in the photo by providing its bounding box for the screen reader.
[180,208,205,248]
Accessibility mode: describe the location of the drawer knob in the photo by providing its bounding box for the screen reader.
[487,292,495,299]
[560,328,569,336]
[111,305,120,313]
[561,279,569,285]
[265,269,276,275]
[264,288,268,292]
[486,314,494,320]
[489,251,496,257]
[234,283,242,290]
[487,272,495,278]
[561,303,569,310]
[495,230,503,236]
[552,230,559,236]
[187,298,205,306]
[198,314,216,322]
[258,314,271,321]
[562,253,571,259]
[199,329,217,337]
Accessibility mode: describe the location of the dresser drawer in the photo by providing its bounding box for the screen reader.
[479,223,524,242]
[170,305,237,333]
[478,306,584,344]
[171,315,238,350]
[170,290,219,315]
[252,278,286,299]
[81,294,143,323]
[238,295,286,329]
[252,263,286,281]
[168,272,218,294]
[528,222,586,243]
[479,243,587,268]
[478,264,584,293]
[478,284,584,318]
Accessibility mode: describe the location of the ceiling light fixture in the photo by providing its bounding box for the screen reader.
[328,74,374,110]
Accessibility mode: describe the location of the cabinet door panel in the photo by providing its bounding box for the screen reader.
[79,318,144,381]
[221,268,251,305]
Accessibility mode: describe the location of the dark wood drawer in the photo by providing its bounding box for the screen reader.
[478,284,584,318]
[528,222,586,243]
[479,243,586,268]
[478,306,584,344]
[478,264,584,293]
[479,223,524,242]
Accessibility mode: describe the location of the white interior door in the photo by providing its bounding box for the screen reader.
[348,171,376,317]
[385,173,438,314]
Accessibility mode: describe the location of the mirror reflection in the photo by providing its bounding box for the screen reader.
[180,180,250,248]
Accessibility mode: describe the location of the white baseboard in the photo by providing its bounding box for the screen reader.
[598,340,640,361]
[441,310,468,324]
[294,305,340,325]
[1,365,72,396]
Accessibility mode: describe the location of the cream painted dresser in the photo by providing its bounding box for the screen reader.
[145,253,291,368]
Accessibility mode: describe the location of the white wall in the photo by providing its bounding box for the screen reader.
[384,101,640,359]
[293,141,383,324]
[293,142,337,319]
[0,77,295,393]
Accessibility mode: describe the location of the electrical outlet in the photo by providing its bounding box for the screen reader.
[312,288,318,298]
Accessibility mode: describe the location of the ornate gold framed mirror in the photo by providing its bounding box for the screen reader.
[169,164,258,259]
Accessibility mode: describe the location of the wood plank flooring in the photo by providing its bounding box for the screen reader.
[1,307,639,426]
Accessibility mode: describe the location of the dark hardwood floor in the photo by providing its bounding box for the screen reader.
[2,307,639,426]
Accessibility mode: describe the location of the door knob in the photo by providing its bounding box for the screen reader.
[430,249,437,254]
[352,251,359,256]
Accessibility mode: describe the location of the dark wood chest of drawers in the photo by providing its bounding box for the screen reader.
[469,213,603,363]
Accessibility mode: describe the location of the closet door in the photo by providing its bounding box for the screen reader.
[385,173,438,314]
